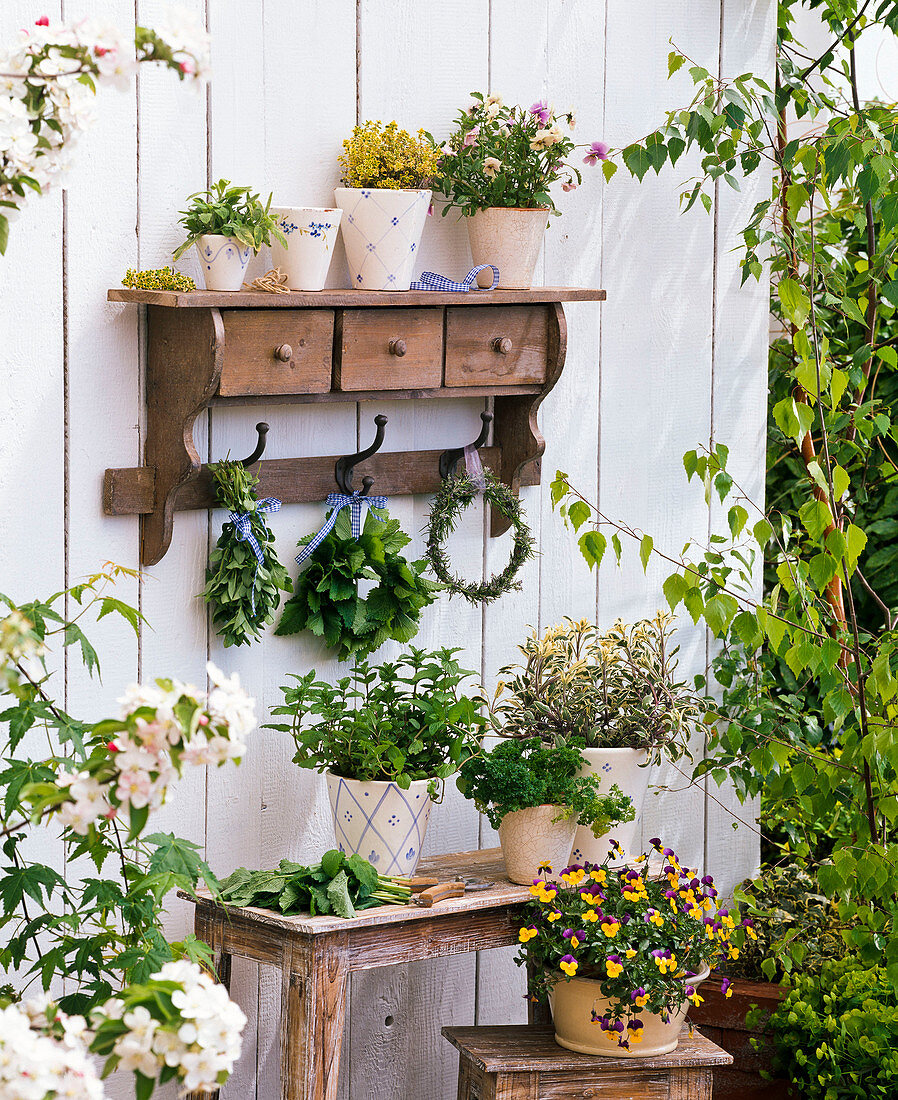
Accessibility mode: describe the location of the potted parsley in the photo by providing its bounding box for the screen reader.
[172,178,287,290]
[265,648,484,876]
[457,737,634,885]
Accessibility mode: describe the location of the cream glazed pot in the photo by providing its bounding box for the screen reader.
[466,206,549,288]
[335,186,431,290]
[550,963,711,1057]
[270,205,342,290]
[195,233,253,291]
[571,748,651,867]
[497,804,577,885]
[325,771,433,877]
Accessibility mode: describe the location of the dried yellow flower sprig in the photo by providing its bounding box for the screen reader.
[122,267,196,292]
[339,120,441,190]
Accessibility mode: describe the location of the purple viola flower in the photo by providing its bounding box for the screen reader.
[630,987,646,1001]
[621,912,632,925]
[529,99,551,125]
[664,889,676,899]
[583,140,609,165]
[649,837,662,848]
[702,875,714,886]
[663,847,675,858]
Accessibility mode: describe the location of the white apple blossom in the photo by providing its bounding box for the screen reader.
[0,1002,105,1100]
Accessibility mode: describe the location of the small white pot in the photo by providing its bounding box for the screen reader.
[466,206,549,288]
[550,963,711,1057]
[270,205,342,291]
[195,233,253,291]
[571,748,651,867]
[335,186,431,291]
[497,804,577,885]
[325,771,433,877]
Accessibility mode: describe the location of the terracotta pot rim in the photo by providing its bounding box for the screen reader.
[470,205,551,213]
[335,185,432,193]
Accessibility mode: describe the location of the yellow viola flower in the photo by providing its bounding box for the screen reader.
[624,949,637,959]
[590,869,607,886]
[600,919,620,938]
[518,926,538,943]
[560,955,578,977]
[582,909,599,923]
[605,956,624,979]
[561,868,586,887]
[547,909,563,923]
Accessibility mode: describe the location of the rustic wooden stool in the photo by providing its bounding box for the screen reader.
[442,1024,733,1100]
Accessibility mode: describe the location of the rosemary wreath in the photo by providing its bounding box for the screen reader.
[425,469,535,603]
[275,504,441,662]
[202,461,292,647]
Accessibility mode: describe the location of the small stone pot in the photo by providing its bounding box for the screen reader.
[195,233,253,291]
[550,964,711,1057]
[572,747,650,867]
[466,206,549,288]
[335,186,431,291]
[497,804,577,885]
[270,205,342,290]
[325,771,433,877]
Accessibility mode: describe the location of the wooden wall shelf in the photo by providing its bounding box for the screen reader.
[104,287,605,565]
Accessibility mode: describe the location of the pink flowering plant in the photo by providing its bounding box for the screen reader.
[430,91,608,216]
[0,9,210,254]
[515,839,745,1051]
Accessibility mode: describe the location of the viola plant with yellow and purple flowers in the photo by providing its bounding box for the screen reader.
[516,838,747,1051]
[429,92,607,216]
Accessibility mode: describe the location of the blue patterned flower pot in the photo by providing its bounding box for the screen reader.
[334,187,431,291]
[325,770,433,876]
[270,205,342,290]
[571,748,650,867]
[195,233,253,291]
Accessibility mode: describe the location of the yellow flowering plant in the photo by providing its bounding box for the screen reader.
[515,839,745,1051]
[339,120,440,190]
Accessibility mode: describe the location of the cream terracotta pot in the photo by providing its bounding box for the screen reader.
[335,186,430,291]
[497,804,577,885]
[550,963,711,1057]
[466,206,548,288]
[195,233,252,291]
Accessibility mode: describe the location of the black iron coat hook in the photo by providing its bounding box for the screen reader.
[335,414,388,495]
[439,412,493,480]
[239,422,269,467]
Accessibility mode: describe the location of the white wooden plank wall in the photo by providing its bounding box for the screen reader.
[0,1,771,1096]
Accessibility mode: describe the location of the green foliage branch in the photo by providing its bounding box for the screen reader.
[551,0,898,986]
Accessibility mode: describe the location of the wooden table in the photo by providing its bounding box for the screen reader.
[184,848,539,1100]
[443,1024,734,1100]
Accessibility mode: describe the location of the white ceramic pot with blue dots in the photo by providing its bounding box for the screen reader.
[270,206,342,290]
[196,233,253,291]
[324,770,433,877]
[571,748,651,867]
[334,187,431,291]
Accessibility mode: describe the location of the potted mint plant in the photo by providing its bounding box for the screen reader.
[457,737,634,885]
[431,93,607,288]
[172,178,287,291]
[265,648,483,876]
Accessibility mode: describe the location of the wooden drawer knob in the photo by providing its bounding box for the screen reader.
[492,336,513,355]
[389,338,407,357]
[274,343,293,362]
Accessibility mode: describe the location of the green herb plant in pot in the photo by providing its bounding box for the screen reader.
[457,737,634,885]
[490,614,703,866]
[518,838,738,1057]
[265,648,483,877]
[172,178,286,291]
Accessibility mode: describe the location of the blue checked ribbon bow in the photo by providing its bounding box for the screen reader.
[410,264,500,292]
[228,498,282,616]
[295,491,388,566]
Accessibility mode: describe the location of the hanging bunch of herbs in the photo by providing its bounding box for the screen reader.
[202,460,292,647]
[275,504,441,662]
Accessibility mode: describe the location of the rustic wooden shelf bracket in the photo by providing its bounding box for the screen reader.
[104,287,603,564]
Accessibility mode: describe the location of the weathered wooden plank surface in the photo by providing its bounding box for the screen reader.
[108,286,607,307]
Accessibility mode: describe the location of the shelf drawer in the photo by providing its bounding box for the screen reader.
[219,309,334,396]
[335,308,443,391]
[445,305,549,387]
